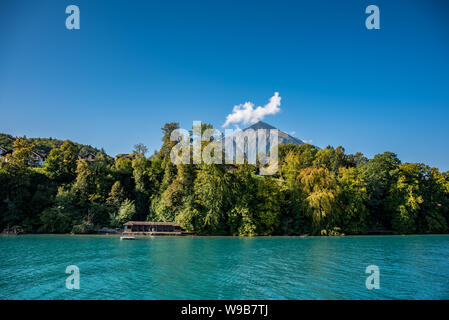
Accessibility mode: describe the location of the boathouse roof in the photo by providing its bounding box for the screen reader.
[123,221,180,226]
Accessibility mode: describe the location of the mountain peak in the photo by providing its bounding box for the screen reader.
[242,121,305,146]
[245,121,277,130]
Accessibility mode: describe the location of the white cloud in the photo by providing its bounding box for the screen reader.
[222,92,281,127]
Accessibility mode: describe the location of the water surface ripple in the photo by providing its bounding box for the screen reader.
[0,235,448,299]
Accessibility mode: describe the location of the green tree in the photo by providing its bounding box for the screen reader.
[313,146,349,173]
[337,167,368,234]
[112,157,135,200]
[154,163,196,222]
[388,163,424,234]
[111,199,136,227]
[388,164,448,234]
[279,144,318,177]
[72,160,95,205]
[298,167,339,234]
[9,138,33,169]
[255,176,281,235]
[227,165,258,236]
[157,122,179,159]
[362,152,401,230]
[175,195,200,232]
[132,145,151,220]
[0,140,33,227]
[59,140,78,181]
[44,140,78,183]
[39,187,79,233]
[107,181,126,213]
[194,164,232,234]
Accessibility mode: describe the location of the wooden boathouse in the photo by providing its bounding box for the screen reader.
[123,221,189,236]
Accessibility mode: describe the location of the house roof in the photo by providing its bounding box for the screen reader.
[31,151,47,158]
[114,153,135,160]
[0,147,13,156]
[1,148,46,158]
[78,153,96,160]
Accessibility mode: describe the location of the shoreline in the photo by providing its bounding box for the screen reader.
[2,233,449,239]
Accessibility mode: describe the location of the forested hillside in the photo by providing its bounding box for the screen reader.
[0,133,101,156]
[1,123,448,236]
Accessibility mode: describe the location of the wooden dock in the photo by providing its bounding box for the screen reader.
[120,236,135,240]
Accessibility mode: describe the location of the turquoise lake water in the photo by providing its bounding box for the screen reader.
[0,235,448,299]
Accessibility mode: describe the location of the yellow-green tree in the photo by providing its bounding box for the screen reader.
[9,138,33,169]
[298,167,339,234]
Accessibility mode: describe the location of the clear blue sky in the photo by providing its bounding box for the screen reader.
[1,0,448,170]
